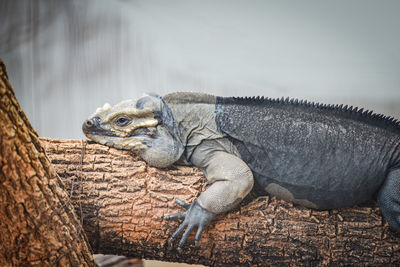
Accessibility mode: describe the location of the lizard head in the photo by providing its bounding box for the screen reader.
[82,94,184,167]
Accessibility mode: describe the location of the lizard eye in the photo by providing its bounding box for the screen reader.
[115,116,131,126]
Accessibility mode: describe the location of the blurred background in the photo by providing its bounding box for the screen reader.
[1,0,399,266]
[1,0,399,139]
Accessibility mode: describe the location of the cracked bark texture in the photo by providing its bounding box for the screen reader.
[0,60,96,266]
[41,138,400,266]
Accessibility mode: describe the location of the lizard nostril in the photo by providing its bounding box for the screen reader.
[85,119,93,127]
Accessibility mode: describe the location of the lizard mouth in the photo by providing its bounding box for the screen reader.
[83,124,157,151]
[84,132,147,151]
[82,116,158,150]
[127,127,155,137]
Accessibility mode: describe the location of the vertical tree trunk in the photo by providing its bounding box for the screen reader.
[0,60,96,266]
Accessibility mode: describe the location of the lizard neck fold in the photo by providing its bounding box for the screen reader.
[163,92,230,162]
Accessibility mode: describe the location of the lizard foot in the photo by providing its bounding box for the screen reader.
[164,198,215,247]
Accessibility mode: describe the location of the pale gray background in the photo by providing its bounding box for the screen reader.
[1,0,400,139]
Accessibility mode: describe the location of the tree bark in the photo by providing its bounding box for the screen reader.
[0,60,96,266]
[40,138,400,266]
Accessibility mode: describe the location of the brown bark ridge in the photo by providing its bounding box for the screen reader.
[0,60,96,266]
[41,138,400,266]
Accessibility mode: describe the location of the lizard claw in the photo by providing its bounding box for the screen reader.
[174,198,191,209]
[164,199,215,247]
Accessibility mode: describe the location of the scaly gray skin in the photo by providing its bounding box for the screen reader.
[82,92,400,248]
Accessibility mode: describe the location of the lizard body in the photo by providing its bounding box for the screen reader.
[82,92,400,247]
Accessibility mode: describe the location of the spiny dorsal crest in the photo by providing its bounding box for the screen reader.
[219,96,400,131]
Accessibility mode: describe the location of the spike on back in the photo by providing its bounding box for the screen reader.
[217,95,400,132]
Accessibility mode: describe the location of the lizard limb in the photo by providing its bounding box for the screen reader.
[165,150,254,246]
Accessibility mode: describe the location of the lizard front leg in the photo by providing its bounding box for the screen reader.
[165,151,254,247]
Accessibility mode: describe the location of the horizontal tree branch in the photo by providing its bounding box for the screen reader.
[41,138,400,266]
